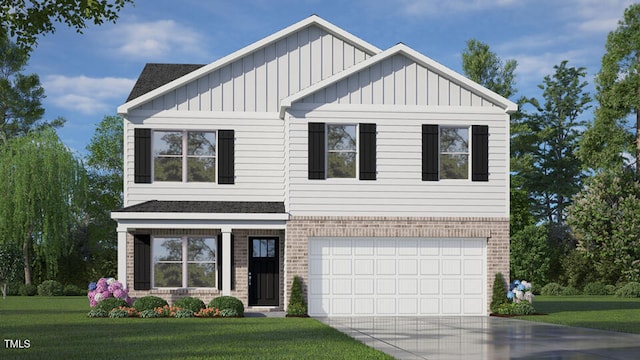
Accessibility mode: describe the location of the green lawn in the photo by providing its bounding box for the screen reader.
[0,297,392,359]
[516,295,640,333]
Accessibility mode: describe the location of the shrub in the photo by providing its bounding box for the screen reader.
[219,308,239,317]
[87,278,130,307]
[512,301,536,315]
[495,302,514,315]
[615,282,640,298]
[139,309,161,318]
[133,296,168,312]
[109,307,130,318]
[561,286,581,296]
[287,275,308,316]
[37,280,63,296]
[63,284,85,296]
[583,282,608,295]
[175,309,195,318]
[541,282,564,296]
[209,296,244,317]
[490,273,508,314]
[20,284,37,296]
[95,298,129,313]
[605,285,617,295]
[173,296,205,313]
[195,308,220,318]
[87,309,109,318]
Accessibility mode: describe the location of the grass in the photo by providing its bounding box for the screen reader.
[0,297,392,359]
[516,295,640,333]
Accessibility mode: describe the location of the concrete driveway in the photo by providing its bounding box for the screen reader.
[316,316,640,359]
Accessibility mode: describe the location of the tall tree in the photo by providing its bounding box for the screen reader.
[0,0,134,51]
[567,170,640,283]
[84,115,123,278]
[0,31,63,144]
[579,3,640,174]
[520,61,591,225]
[0,128,86,284]
[462,39,518,99]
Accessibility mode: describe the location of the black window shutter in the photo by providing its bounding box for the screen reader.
[217,234,222,291]
[230,234,235,291]
[133,234,151,290]
[472,125,489,182]
[134,129,151,183]
[422,124,439,181]
[359,123,376,180]
[218,130,235,184]
[308,122,326,179]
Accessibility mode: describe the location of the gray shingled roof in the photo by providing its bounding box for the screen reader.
[126,63,206,102]
[113,200,286,214]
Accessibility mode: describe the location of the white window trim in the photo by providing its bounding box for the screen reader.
[439,125,471,181]
[151,236,217,289]
[325,123,358,179]
[151,130,218,183]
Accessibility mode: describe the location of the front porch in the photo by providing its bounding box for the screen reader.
[111,200,288,309]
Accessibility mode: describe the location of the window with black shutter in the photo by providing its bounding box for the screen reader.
[359,123,376,180]
[472,125,489,181]
[133,234,151,290]
[134,129,151,184]
[308,122,326,179]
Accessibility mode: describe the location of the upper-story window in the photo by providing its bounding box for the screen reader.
[153,131,216,182]
[439,127,469,180]
[327,124,357,178]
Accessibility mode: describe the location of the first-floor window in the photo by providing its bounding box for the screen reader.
[152,237,216,288]
[440,126,469,179]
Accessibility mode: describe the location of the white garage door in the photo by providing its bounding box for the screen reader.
[308,237,486,316]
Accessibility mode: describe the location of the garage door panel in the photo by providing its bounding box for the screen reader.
[333,278,352,295]
[377,259,396,275]
[376,298,396,314]
[309,277,330,295]
[464,259,483,275]
[308,237,486,316]
[442,259,461,275]
[442,279,461,294]
[421,259,439,275]
[332,239,353,255]
[399,278,418,294]
[354,259,374,275]
[464,279,483,295]
[421,278,439,294]
[332,259,352,275]
[399,259,418,275]
[377,278,396,294]
[399,298,418,314]
[355,278,374,294]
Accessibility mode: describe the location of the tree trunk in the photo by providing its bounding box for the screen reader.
[2,283,6,299]
[636,109,640,176]
[23,225,32,285]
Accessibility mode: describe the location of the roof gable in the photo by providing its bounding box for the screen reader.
[126,63,205,102]
[280,43,518,116]
[118,15,381,114]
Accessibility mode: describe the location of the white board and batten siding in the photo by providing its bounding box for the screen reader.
[286,53,510,218]
[123,112,285,207]
[131,25,373,114]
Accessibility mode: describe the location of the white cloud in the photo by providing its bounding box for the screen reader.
[105,19,210,61]
[43,75,136,114]
[396,0,518,16]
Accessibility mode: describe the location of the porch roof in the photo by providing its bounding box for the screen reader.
[113,200,286,214]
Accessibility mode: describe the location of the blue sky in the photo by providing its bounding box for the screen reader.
[23,0,635,155]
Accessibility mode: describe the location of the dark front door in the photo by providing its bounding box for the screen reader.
[248,237,279,306]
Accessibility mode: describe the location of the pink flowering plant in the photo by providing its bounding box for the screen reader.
[87,277,131,307]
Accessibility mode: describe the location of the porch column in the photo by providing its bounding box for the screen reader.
[221,227,232,296]
[117,230,127,288]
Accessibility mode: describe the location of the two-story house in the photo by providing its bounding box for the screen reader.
[112,15,516,316]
